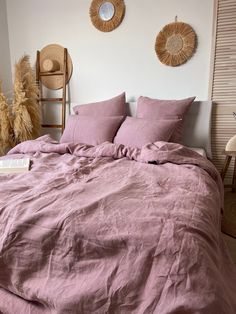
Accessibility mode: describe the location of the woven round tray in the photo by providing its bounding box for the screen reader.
[155,22,196,67]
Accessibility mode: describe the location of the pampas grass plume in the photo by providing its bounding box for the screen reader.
[12,55,41,143]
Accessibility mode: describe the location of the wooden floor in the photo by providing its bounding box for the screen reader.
[222,190,236,239]
[222,233,236,264]
[221,188,236,264]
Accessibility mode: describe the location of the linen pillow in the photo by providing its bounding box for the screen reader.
[73,92,126,116]
[60,115,124,146]
[136,96,195,143]
[113,116,181,149]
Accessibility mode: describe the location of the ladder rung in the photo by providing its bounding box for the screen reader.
[39,71,64,76]
[40,98,63,102]
[42,124,63,129]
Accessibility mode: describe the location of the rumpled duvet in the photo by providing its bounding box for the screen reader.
[0,135,235,314]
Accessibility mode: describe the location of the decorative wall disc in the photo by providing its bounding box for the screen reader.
[155,22,196,67]
[90,0,125,32]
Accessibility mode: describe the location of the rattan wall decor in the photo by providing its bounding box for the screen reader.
[90,0,125,32]
[39,44,73,90]
[155,21,197,67]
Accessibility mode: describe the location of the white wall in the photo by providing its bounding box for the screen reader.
[0,0,12,96]
[5,0,215,139]
[6,0,215,102]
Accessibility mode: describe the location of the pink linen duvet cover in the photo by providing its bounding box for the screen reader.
[0,135,235,314]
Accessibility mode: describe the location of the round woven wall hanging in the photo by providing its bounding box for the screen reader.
[155,22,196,67]
[40,44,73,90]
[90,0,125,32]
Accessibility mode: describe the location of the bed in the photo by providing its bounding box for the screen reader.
[0,99,236,314]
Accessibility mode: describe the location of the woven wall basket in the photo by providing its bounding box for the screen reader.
[90,0,125,32]
[155,22,196,67]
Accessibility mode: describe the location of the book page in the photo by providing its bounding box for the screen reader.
[0,158,30,170]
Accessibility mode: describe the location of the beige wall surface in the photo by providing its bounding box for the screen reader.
[4,0,215,138]
[0,0,12,96]
[6,0,214,102]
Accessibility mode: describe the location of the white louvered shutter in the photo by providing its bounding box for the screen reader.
[210,0,236,182]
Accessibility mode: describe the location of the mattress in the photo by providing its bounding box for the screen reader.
[0,135,235,314]
[188,147,207,157]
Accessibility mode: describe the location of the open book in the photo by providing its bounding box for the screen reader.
[0,158,30,173]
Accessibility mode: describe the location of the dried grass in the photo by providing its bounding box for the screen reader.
[0,82,13,156]
[0,56,40,153]
[12,55,41,143]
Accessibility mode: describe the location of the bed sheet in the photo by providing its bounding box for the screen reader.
[0,136,235,314]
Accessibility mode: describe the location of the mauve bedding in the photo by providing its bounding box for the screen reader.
[0,135,235,314]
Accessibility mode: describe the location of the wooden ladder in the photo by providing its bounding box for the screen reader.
[36,48,68,132]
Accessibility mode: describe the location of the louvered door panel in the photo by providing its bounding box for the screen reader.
[211,0,236,183]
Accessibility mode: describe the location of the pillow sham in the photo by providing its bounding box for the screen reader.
[136,96,195,143]
[60,115,124,146]
[113,116,181,149]
[73,92,126,116]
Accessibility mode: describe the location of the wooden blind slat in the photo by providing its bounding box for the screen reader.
[211,0,236,179]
